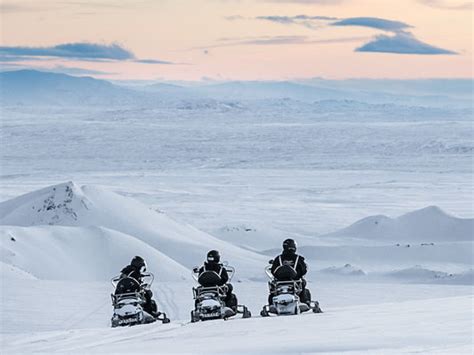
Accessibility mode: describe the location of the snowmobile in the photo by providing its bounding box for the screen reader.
[190,263,251,322]
[260,260,322,317]
[110,272,170,327]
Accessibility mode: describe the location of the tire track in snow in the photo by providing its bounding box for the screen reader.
[155,283,180,320]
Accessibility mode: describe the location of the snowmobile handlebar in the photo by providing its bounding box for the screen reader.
[265,265,273,280]
[226,265,235,281]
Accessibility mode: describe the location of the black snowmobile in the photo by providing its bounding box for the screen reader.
[190,264,251,322]
[111,272,170,327]
[261,260,322,317]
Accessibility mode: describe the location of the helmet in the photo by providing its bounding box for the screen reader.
[206,250,220,263]
[282,238,297,253]
[131,256,146,273]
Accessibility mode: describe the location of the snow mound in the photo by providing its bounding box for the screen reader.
[323,206,473,242]
[0,225,190,281]
[320,264,367,276]
[0,182,267,277]
[448,269,474,285]
[388,265,451,280]
[385,265,473,284]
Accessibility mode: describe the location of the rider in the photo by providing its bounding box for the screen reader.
[119,256,159,317]
[269,239,312,306]
[196,250,238,311]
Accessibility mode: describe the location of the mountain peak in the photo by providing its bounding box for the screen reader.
[0,181,90,226]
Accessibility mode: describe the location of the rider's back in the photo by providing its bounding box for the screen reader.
[271,252,307,281]
[198,262,229,287]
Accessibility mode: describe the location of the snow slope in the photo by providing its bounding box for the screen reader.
[0,182,267,279]
[0,261,36,280]
[0,225,190,281]
[320,206,473,242]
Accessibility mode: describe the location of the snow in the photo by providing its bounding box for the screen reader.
[323,206,473,242]
[0,225,190,281]
[320,264,367,276]
[0,261,36,280]
[0,182,267,277]
[2,288,472,353]
[1,184,472,353]
[386,265,474,285]
[0,71,473,353]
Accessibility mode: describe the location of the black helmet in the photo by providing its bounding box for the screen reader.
[131,256,146,272]
[206,250,220,263]
[283,238,297,253]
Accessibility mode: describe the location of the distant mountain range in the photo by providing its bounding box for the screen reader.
[1,69,472,108]
[0,70,139,106]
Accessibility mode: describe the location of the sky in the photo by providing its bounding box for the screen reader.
[0,0,472,80]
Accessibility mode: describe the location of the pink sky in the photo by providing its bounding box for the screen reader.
[0,0,472,80]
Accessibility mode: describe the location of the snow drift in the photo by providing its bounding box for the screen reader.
[320,264,367,276]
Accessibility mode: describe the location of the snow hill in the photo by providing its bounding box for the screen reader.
[0,182,267,281]
[0,226,190,281]
[321,206,473,242]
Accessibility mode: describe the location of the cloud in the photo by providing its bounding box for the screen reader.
[260,0,345,4]
[225,15,246,21]
[417,0,473,10]
[0,2,41,13]
[332,17,412,32]
[0,42,178,65]
[228,35,312,45]
[254,15,411,33]
[357,32,457,55]
[135,59,174,64]
[330,17,456,55]
[0,43,134,60]
[0,1,155,13]
[229,14,456,56]
[255,15,338,29]
[0,55,50,62]
[193,35,369,49]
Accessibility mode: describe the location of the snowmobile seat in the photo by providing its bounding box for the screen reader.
[198,270,224,287]
[114,276,142,295]
[273,265,298,281]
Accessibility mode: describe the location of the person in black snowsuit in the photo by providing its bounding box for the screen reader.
[196,250,238,311]
[118,256,159,317]
[269,239,312,306]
